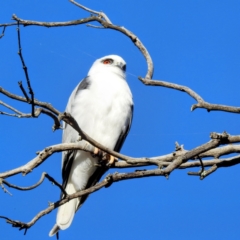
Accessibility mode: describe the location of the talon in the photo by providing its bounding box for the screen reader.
[93,149,118,166]
[106,154,118,166]
[94,147,99,155]
[92,147,102,158]
[108,155,115,165]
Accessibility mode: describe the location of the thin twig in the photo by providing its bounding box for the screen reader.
[18,81,30,102]
[44,173,67,196]
[0,100,23,115]
[17,22,35,116]
[0,26,6,39]
[0,87,61,115]
[0,111,20,117]
[0,172,66,195]
[0,100,61,130]
[0,179,12,196]
[188,156,205,179]
[0,22,17,27]
[86,24,105,29]
[69,0,112,23]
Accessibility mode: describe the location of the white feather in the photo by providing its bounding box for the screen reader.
[49,55,133,236]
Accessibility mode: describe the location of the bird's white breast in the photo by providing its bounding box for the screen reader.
[64,71,132,191]
[72,72,132,149]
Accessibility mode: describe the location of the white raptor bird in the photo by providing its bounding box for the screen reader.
[49,55,133,236]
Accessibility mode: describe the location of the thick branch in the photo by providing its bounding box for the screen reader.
[1,131,239,180]
[2,150,240,231]
[114,155,240,169]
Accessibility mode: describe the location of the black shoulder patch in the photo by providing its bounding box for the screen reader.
[76,77,90,94]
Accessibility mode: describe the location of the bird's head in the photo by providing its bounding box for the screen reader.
[88,55,126,78]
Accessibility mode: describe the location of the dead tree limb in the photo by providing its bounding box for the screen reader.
[139,78,240,114]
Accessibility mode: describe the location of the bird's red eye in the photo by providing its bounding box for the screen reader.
[102,59,113,64]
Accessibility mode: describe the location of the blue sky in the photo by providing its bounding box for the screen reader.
[1,0,240,239]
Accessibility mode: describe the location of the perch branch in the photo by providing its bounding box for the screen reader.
[113,154,240,169]
[2,151,240,232]
[1,131,240,181]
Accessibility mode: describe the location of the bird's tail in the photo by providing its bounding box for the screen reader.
[49,182,79,237]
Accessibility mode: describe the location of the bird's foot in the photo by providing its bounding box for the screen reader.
[103,153,117,166]
[93,147,117,166]
[93,147,100,156]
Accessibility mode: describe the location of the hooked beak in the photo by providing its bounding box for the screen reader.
[116,62,126,71]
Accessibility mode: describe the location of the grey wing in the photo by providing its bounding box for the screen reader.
[61,76,91,195]
[114,104,134,152]
[62,76,91,143]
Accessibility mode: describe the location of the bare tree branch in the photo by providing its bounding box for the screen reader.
[0,141,95,179]
[16,22,35,116]
[9,11,153,80]
[0,26,6,39]
[2,149,240,231]
[139,78,240,114]
[0,178,108,233]
[114,154,240,170]
[18,81,30,102]
[69,0,112,23]
[0,87,60,115]
[0,172,66,195]
[1,129,239,182]
[1,2,238,115]
[0,100,61,129]
[3,11,239,114]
